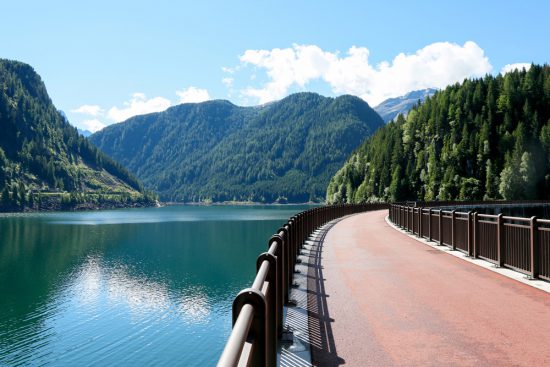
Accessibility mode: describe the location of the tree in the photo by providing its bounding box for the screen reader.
[519,151,537,199]
[388,166,402,202]
[484,159,499,200]
[459,177,481,200]
[499,156,523,199]
[1,187,10,208]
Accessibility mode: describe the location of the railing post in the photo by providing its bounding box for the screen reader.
[232,288,267,367]
[256,253,277,366]
[467,211,473,256]
[497,213,504,267]
[412,208,416,235]
[451,210,456,251]
[473,212,478,258]
[438,209,443,246]
[278,226,291,295]
[418,208,421,236]
[428,208,432,242]
[267,234,284,335]
[530,216,538,279]
[419,208,423,238]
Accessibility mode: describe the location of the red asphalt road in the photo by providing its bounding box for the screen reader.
[321,210,550,367]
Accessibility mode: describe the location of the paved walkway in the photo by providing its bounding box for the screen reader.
[309,210,550,366]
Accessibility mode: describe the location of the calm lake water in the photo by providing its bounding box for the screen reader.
[0,205,311,366]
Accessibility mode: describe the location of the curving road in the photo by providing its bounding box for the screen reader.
[310,210,550,366]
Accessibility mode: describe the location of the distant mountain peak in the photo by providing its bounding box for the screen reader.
[77,128,93,137]
[374,88,437,123]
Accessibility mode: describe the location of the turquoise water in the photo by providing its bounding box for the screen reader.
[0,205,311,366]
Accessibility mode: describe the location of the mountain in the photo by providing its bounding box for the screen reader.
[327,65,550,203]
[0,59,155,211]
[58,110,93,137]
[374,88,437,123]
[77,128,93,137]
[90,92,384,202]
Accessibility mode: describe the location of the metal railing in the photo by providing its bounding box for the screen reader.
[217,203,388,367]
[390,203,550,281]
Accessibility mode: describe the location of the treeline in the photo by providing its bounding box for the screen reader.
[327,64,550,203]
[0,59,155,211]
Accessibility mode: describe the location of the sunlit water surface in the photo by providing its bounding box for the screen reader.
[0,205,311,366]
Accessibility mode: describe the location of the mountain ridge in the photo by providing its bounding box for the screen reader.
[374,88,437,123]
[91,92,384,202]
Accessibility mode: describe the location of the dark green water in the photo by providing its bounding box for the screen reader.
[0,205,311,366]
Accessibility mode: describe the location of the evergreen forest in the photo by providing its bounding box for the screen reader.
[327,65,550,203]
[0,59,156,211]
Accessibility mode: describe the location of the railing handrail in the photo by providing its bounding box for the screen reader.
[218,304,255,366]
[217,203,389,367]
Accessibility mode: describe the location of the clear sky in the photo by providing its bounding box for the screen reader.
[1,0,548,132]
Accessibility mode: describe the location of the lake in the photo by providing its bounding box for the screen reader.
[0,204,312,366]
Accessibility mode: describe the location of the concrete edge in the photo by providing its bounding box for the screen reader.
[384,214,550,294]
[277,215,355,366]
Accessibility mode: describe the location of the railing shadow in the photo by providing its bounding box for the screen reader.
[306,220,345,366]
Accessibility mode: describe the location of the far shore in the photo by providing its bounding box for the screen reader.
[164,201,323,206]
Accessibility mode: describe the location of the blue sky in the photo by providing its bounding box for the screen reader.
[1,0,548,132]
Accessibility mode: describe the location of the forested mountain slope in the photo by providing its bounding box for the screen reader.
[0,59,155,211]
[91,93,384,202]
[327,65,550,203]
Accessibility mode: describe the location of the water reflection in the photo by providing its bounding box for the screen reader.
[0,205,311,366]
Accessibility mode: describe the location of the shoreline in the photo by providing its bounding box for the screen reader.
[0,200,161,214]
[0,200,321,213]
[164,201,323,206]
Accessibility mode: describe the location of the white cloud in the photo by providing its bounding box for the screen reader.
[71,104,103,116]
[176,87,211,104]
[107,93,171,122]
[500,63,531,75]
[237,41,493,105]
[222,77,234,88]
[80,119,106,133]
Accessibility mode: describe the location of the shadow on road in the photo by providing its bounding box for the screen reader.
[306,220,346,366]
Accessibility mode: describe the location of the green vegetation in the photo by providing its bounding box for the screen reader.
[0,59,156,211]
[91,92,384,202]
[327,64,550,203]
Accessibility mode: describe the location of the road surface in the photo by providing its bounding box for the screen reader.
[307,210,550,366]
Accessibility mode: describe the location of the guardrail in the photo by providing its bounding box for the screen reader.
[389,203,550,281]
[217,203,388,367]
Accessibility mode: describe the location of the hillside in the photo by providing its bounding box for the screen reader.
[327,64,550,203]
[374,88,437,123]
[0,59,155,211]
[91,93,384,202]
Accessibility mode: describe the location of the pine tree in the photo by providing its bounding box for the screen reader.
[484,159,499,200]
[519,152,537,199]
[388,166,402,202]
